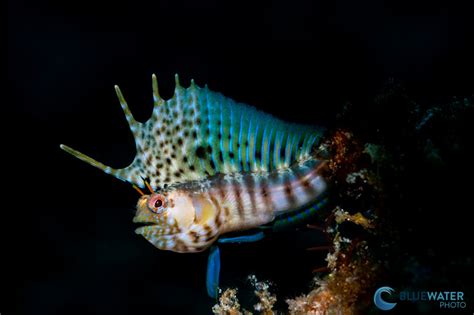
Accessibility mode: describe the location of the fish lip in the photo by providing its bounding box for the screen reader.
[133,222,156,235]
[134,223,158,235]
[134,226,148,235]
[132,217,180,236]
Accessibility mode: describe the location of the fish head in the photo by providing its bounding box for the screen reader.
[133,188,220,252]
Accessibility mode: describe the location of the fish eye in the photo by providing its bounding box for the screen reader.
[155,199,163,208]
[148,194,167,214]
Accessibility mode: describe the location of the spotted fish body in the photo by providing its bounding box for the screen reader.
[61,74,328,253]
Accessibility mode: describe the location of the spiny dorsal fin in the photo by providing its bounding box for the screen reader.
[61,74,324,190]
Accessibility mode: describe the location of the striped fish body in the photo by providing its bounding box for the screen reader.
[207,159,327,234]
[61,74,328,253]
[133,153,327,253]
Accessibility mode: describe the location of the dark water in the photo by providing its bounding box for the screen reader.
[6,0,474,314]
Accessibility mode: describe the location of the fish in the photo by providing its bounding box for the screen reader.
[60,74,329,296]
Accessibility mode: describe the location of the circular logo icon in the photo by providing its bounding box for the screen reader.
[374,286,397,311]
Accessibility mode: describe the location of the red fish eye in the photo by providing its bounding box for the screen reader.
[148,194,166,213]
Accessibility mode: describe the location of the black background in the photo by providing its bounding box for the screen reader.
[6,0,474,314]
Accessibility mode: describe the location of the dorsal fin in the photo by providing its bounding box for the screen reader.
[61,74,325,190]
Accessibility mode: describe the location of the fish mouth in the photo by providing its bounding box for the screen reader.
[132,216,159,227]
[133,221,156,235]
[135,222,157,227]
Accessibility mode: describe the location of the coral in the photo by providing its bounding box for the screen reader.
[212,288,250,315]
[322,130,365,183]
[286,219,378,314]
[248,275,277,315]
[285,129,384,314]
[212,209,379,314]
[212,276,276,315]
[333,208,374,230]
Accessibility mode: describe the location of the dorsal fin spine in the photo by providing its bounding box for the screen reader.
[152,74,161,105]
[60,144,120,179]
[114,85,140,133]
[174,73,180,87]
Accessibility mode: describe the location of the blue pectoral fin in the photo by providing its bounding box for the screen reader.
[217,231,265,244]
[206,245,220,299]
